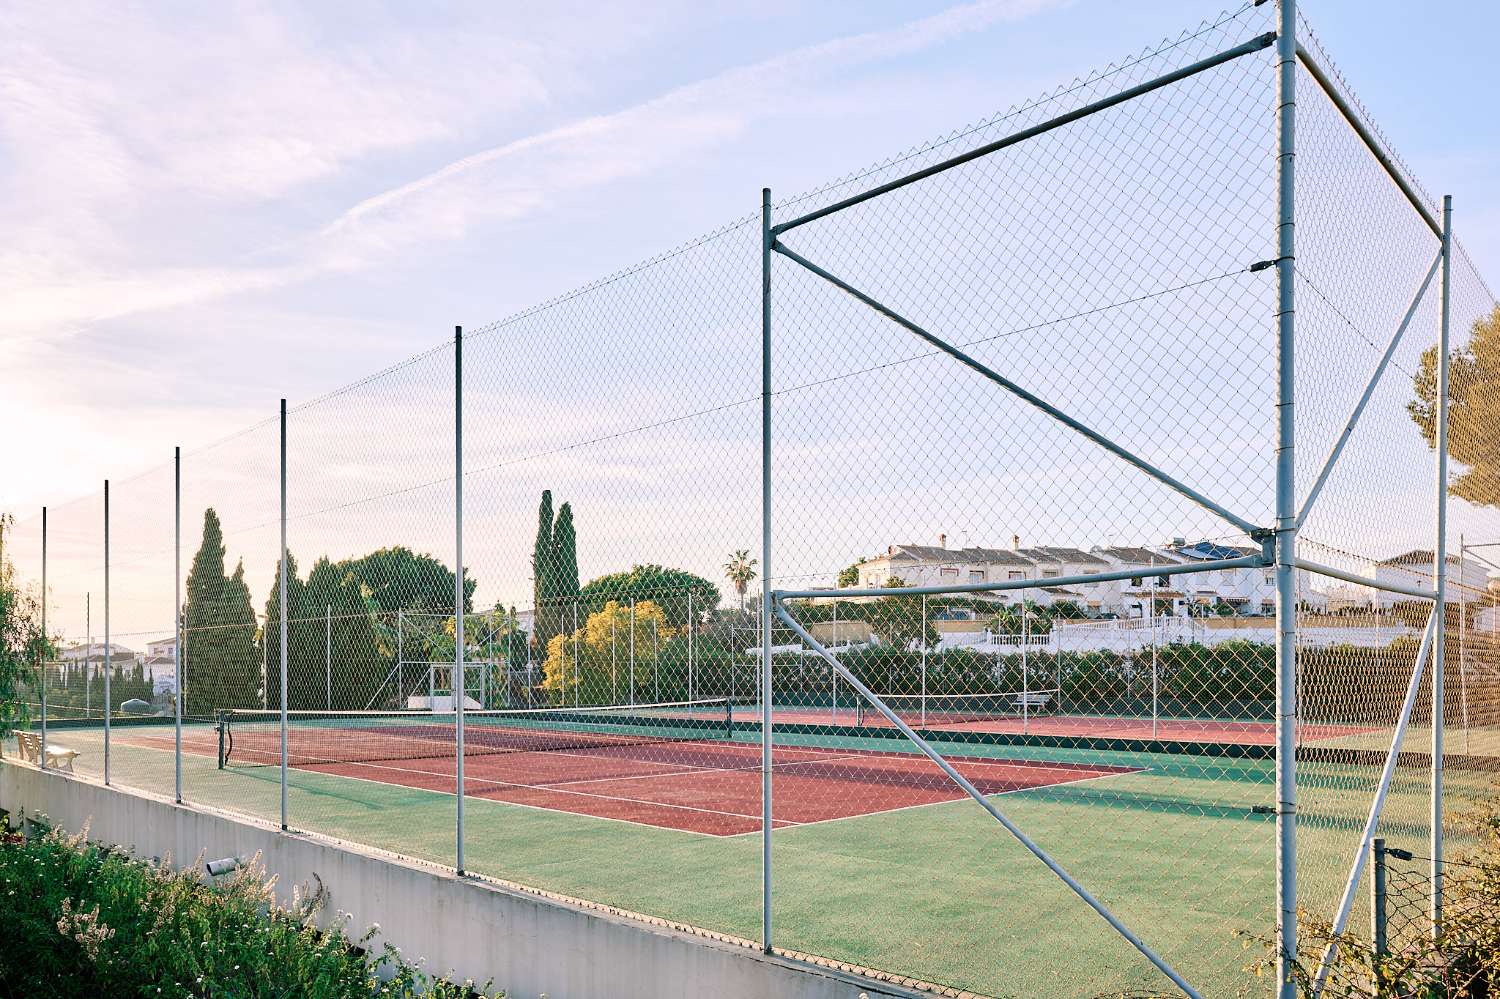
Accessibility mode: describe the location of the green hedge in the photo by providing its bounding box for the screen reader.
[0,817,498,998]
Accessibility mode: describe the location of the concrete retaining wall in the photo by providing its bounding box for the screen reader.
[0,762,926,999]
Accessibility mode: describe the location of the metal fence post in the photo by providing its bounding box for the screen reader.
[279,400,289,830]
[175,446,182,803]
[104,479,111,786]
[1431,194,1453,934]
[687,591,694,703]
[1370,838,1388,960]
[1273,0,1300,993]
[920,593,928,727]
[454,326,467,876]
[760,185,774,955]
[573,600,580,707]
[39,506,47,769]
[325,604,331,710]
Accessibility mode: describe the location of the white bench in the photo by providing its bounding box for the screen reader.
[13,731,81,773]
[1012,692,1054,714]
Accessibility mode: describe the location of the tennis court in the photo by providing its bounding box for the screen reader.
[125,703,1145,836]
[30,709,1500,997]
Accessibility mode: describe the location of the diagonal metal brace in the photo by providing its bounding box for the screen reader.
[1310,610,1437,998]
[773,599,1204,999]
[772,241,1262,537]
[1296,250,1442,530]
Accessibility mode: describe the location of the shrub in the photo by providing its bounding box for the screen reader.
[0,817,499,998]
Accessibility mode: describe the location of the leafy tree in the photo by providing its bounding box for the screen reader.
[864,577,939,651]
[579,564,719,630]
[541,599,674,704]
[341,546,474,619]
[181,509,260,714]
[837,558,866,588]
[1410,304,1500,507]
[301,557,385,710]
[0,513,51,738]
[723,550,757,611]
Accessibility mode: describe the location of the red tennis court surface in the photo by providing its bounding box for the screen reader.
[149,729,1139,836]
[769,706,1380,746]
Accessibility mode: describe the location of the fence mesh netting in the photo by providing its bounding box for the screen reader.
[5,4,1498,997]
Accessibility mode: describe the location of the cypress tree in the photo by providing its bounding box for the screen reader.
[262,551,303,711]
[553,502,579,623]
[531,491,555,653]
[182,509,260,714]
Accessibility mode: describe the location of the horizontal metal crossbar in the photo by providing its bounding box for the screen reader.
[1293,556,1438,602]
[772,241,1264,537]
[1295,43,1441,238]
[774,554,1265,600]
[771,31,1277,237]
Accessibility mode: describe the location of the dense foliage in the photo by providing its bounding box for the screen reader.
[1411,304,1500,509]
[0,514,50,738]
[0,818,497,998]
[578,564,720,625]
[181,509,260,713]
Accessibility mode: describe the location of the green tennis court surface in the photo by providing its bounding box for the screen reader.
[26,719,1499,998]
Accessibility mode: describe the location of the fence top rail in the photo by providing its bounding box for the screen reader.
[774,555,1266,601]
[1293,42,1441,239]
[769,30,1277,238]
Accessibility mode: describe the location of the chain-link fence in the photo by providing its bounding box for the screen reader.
[5,3,1498,997]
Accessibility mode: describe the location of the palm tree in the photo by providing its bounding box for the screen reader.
[723,550,758,612]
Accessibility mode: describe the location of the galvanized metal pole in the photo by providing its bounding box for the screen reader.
[1273,1,1300,993]
[175,447,182,803]
[629,599,636,706]
[574,601,580,708]
[325,605,331,710]
[687,591,694,704]
[760,186,774,953]
[831,599,838,724]
[104,480,111,785]
[454,326,466,876]
[1151,565,1159,738]
[920,594,927,728]
[86,594,91,717]
[40,507,47,768]
[1022,599,1030,735]
[279,401,289,830]
[1431,195,1452,934]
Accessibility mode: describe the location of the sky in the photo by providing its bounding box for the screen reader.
[2,0,1497,630]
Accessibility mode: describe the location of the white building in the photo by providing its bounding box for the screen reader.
[848,536,1341,618]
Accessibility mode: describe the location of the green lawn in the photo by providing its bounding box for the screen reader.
[24,720,1496,999]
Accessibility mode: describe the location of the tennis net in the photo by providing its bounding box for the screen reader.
[856,688,1062,727]
[216,698,733,768]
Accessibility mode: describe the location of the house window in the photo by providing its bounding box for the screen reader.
[1042,569,1060,579]
[1157,575,1169,587]
[969,569,986,582]
[1130,577,1143,587]
[1008,570,1025,580]
[940,567,959,578]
